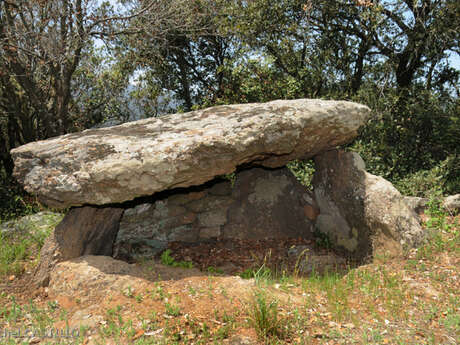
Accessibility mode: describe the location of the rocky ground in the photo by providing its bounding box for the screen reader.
[0,212,458,345]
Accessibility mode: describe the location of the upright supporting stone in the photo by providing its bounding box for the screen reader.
[312,149,425,260]
[34,206,124,286]
[223,167,317,240]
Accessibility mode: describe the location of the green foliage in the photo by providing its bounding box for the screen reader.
[416,193,459,260]
[223,172,237,188]
[0,175,42,222]
[239,268,256,279]
[160,249,194,268]
[164,302,181,317]
[247,291,285,340]
[313,228,332,250]
[426,193,450,230]
[394,155,460,197]
[287,159,315,189]
[0,231,28,276]
[352,87,459,194]
[0,211,62,277]
[207,266,224,274]
[239,264,273,284]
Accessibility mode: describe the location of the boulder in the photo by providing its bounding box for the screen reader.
[0,211,63,237]
[403,196,429,214]
[48,255,148,300]
[312,149,425,260]
[403,194,460,215]
[34,206,124,286]
[11,99,370,209]
[443,194,460,213]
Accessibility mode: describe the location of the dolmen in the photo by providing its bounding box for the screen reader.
[11,99,425,286]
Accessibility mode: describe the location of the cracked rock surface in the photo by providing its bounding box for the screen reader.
[11,99,370,208]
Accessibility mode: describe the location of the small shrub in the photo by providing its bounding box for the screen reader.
[207,266,224,274]
[0,212,62,277]
[394,155,459,197]
[0,175,43,222]
[287,159,315,189]
[239,264,272,284]
[160,249,193,268]
[416,193,459,259]
[313,228,332,249]
[239,268,256,279]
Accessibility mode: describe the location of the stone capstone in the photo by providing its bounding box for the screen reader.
[11,99,370,208]
[312,149,425,260]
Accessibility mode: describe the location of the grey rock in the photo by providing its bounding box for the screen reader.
[443,194,460,213]
[222,167,316,240]
[186,195,233,213]
[313,149,425,260]
[0,211,63,236]
[197,208,228,228]
[11,99,370,208]
[403,196,429,214]
[34,206,124,286]
[296,254,347,274]
[208,180,232,196]
[199,227,221,239]
[168,225,198,242]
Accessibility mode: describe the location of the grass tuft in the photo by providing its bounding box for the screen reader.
[247,290,285,340]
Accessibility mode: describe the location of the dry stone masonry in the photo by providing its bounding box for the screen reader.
[114,168,318,260]
[9,99,426,286]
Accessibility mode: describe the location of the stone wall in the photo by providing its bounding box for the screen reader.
[114,167,318,260]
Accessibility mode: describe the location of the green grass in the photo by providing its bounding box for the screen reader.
[247,290,285,340]
[416,195,459,260]
[0,212,63,276]
[239,264,273,284]
[160,249,194,268]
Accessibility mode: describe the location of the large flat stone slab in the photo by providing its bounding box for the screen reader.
[11,99,370,208]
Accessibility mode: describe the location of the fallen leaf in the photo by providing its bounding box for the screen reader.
[132,329,145,340]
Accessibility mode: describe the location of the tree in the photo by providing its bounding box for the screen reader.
[0,0,215,176]
[117,0,226,111]
[219,0,459,97]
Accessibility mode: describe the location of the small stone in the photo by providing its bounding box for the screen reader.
[303,204,319,221]
[197,209,228,228]
[199,227,221,239]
